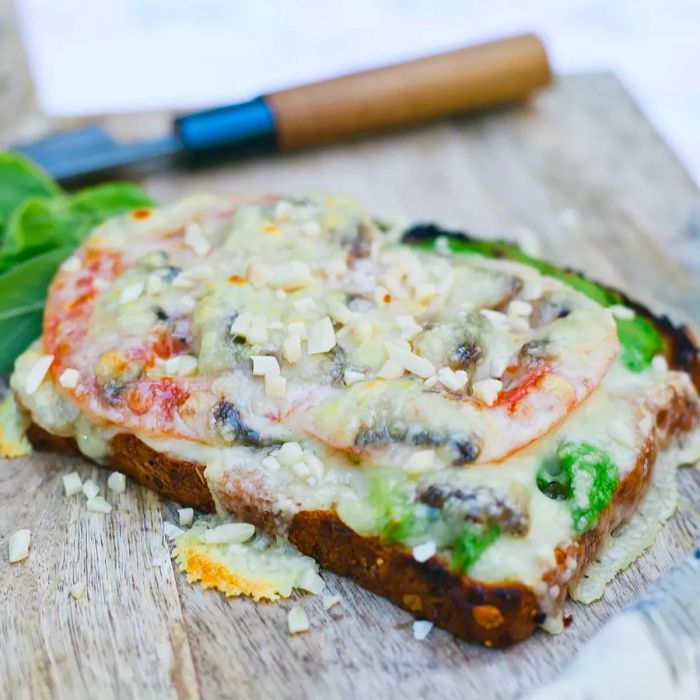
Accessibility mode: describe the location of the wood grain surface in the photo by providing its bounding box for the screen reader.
[2,3,700,696]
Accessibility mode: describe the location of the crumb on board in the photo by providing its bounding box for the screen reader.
[287,605,309,634]
[9,529,31,563]
[70,581,86,600]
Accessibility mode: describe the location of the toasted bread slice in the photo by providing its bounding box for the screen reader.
[11,194,700,646]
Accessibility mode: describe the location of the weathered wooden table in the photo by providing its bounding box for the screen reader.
[2,7,700,696]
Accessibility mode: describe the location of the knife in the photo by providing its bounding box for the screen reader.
[14,34,550,183]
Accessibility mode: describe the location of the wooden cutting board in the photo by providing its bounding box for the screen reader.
[2,73,700,700]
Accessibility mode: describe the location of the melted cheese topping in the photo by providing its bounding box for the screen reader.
[39,194,618,467]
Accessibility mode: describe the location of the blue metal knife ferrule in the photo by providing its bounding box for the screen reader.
[175,97,278,154]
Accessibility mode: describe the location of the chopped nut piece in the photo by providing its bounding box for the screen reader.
[274,200,292,220]
[413,620,433,640]
[396,314,422,339]
[264,374,287,399]
[479,309,510,329]
[82,479,100,500]
[270,261,312,290]
[107,471,126,494]
[275,442,304,465]
[164,354,198,377]
[322,594,342,611]
[246,323,269,346]
[261,455,281,472]
[351,319,374,342]
[287,605,310,634]
[298,568,325,594]
[231,313,269,345]
[423,375,439,390]
[282,334,302,364]
[176,295,196,314]
[86,496,112,514]
[472,378,503,406]
[343,369,365,385]
[248,263,271,288]
[164,522,185,540]
[146,272,163,295]
[412,541,437,563]
[293,297,316,313]
[25,354,54,395]
[386,342,435,379]
[62,472,83,497]
[287,321,307,339]
[119,281,144,304]
[251,355,281,377]
[9,529,30,563]
[303,453,324,478]
[291,461,310,479]
[328,300,353,325]
[507,300,533,317]
[652,354,669,372]
[404,449,437,474]
[184,222,211,256]
[59,368,80,389]
[173,265,213,288]
[202,523,255,545]
[230,313,250,336]
[70,581,86,600]
[377,360,404,380]
[307,316,336,355]
[437,367,468,391]
[178,508,194,526]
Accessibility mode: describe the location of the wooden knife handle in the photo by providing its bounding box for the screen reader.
[265,34,551,150]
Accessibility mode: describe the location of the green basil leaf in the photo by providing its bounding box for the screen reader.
[0,152,60,233]
[69,182,154,219]
[0,184,154,275]
[0,247,73,372]
[537,441,619,534]
[1,197,76,272]
[615,316,664,372]
[451,522,501,573]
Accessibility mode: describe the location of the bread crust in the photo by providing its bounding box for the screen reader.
[24,374,698,647]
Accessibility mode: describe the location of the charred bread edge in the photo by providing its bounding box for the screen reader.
[20,250,700,647]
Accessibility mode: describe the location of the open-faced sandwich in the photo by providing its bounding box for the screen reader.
[10,193,700,646]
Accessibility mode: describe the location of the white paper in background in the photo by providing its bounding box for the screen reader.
[14,0,700,183]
